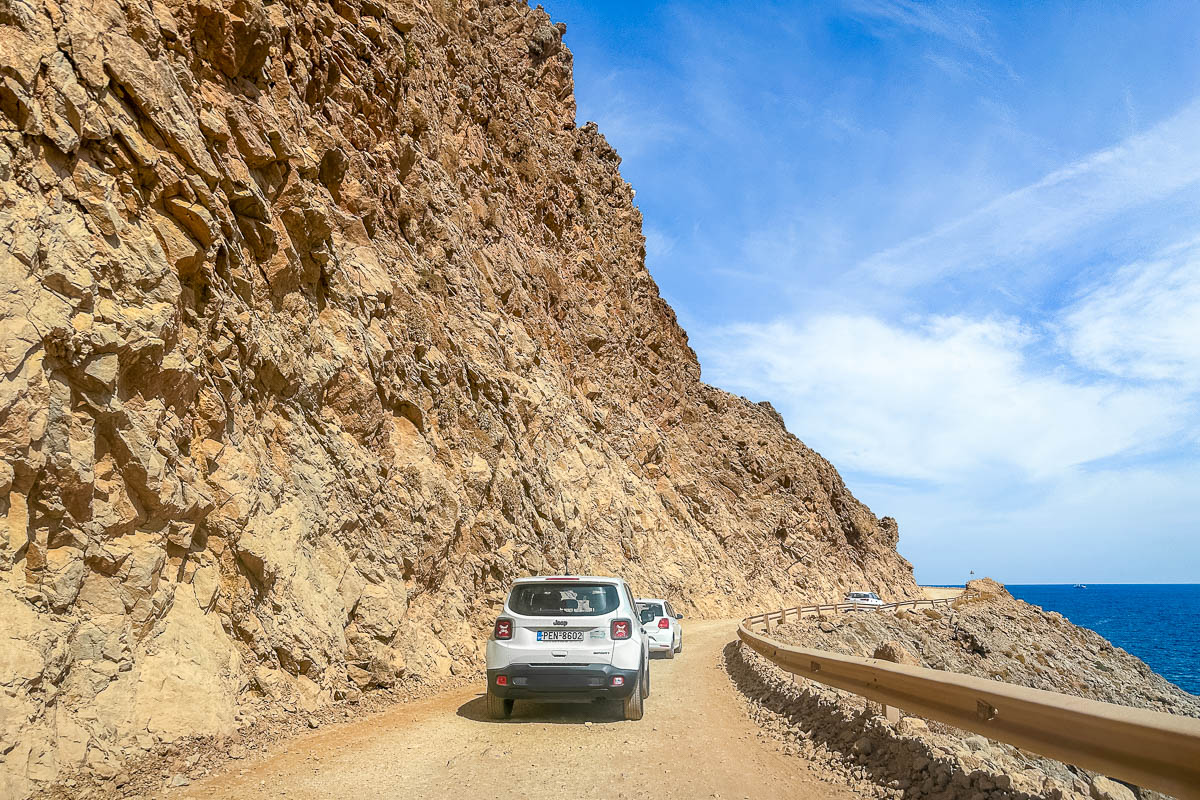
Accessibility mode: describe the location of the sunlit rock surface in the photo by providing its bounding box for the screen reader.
[0,0,917,792]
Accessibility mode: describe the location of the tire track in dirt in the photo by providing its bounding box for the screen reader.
[174,619,860,799]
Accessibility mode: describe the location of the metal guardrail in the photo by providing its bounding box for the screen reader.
[744,591,981,633]
[738,595,1200,799]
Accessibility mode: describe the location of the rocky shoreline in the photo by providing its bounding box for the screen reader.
[725,579,1198,800]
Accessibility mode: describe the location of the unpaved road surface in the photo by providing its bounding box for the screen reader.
[920,586,963,601]
[176,619,859,799]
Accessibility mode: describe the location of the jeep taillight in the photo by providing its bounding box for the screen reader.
[658,617,670,629]
[494,618,513,640]
[610,619,631,640]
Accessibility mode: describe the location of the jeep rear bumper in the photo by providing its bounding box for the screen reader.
[487,664,639,701]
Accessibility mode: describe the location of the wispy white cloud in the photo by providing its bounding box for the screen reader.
[1063,237,1200,387]
[1122,86,1140,134]
[698,105,1200,581]
[551,0,1200,581]
[644,225,677,261]
[844,0,1016,79]
[574,70,686,158]
[865,460,1200,584]
[859,98,1200,290]
[923,51,971,82]
[700,312,1182,483]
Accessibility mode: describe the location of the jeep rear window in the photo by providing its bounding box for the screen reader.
[508,583,620,616]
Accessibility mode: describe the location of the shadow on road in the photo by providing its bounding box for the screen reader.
[456,693,626,725]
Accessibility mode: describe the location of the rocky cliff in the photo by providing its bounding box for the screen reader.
[0,0,916,793]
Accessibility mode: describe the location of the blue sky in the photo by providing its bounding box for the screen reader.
[539,0,1200,584]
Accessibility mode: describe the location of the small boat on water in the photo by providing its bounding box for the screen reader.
[1073,583,1087,589]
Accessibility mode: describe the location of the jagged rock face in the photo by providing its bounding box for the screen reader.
[0,0,916,793]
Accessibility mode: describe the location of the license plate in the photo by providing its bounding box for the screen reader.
[537,630,584,642]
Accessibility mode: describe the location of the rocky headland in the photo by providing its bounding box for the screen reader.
[727,579,1199,800]
[0,0,918,794]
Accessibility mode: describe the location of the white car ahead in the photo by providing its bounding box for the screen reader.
[636,598,683,658]
[844,591,884,608]
[486,575,650,720]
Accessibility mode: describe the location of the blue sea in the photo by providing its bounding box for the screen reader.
[1006,584,1200,696]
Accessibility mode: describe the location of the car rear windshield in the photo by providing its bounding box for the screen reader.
[639,602,664,617]
[508,583,621,616]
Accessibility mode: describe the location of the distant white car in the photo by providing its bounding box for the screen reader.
[485,575,650,720]
[636,598,683,658]
[844,591,884,608]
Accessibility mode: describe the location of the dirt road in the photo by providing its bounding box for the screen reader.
[920,586,964,601]
[176,619,858,799]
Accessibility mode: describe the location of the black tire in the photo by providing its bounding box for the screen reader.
[664,644,675,659]
[675,637,682,654]
[486,689,513,720]
[622,670,645,721]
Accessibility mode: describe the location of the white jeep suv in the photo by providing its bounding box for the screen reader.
[486,576,650,720]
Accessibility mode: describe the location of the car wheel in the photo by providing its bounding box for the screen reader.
[674,637,682,654]
[486,689,513,720]
[664,643,675,659]
[641,659,650,698]
[623,671,645,721]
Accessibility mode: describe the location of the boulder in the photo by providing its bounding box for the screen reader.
[873,640,920,666]
[964,735,991,753]
[896,717,928,736]
[1089,777,1136,800]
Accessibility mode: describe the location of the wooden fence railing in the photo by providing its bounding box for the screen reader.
[737,594,1200,799]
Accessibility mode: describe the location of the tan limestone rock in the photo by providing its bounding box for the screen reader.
[872,640,920,666]
[0,1,921,794]
[1090,777,1137,800]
